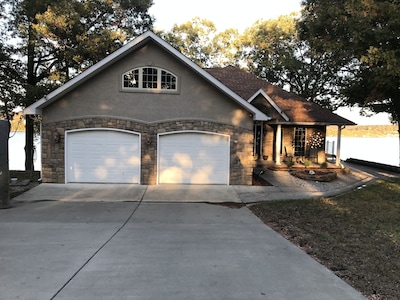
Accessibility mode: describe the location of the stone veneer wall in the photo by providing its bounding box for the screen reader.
[41,117,255,185]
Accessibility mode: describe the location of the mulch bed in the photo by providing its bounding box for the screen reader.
[290,169,337,182]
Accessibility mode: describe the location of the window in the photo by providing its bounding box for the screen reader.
[123,69,139,88]
[142,67,158,88]
[254,124,263,158]
[122,67,177,92]
[293,127,306,156]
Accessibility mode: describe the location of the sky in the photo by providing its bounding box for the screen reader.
[148,0,392,125]
[149,0,302,33]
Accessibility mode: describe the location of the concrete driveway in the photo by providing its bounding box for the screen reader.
[0,199,366,299]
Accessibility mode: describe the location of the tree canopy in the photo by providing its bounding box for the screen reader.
[0,0,153,110]
[242,14,343,110]
[299,0,400,123]
[158,17,242,68]
[0,43,23,123]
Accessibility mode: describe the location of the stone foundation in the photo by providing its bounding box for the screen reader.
[41,117,255,185]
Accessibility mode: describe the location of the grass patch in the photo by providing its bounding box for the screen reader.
[250,178,400,300]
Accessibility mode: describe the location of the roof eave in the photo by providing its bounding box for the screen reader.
[24,31,271,121]
[23,98,45,115]
[267,120,357,126]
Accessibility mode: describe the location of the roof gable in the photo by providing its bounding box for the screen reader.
[24,32,270,122]
[248,89,289,122]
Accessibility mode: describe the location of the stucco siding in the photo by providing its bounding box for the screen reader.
[42,42,253,130]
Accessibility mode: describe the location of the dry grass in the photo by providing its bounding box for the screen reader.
[250,178,400,300]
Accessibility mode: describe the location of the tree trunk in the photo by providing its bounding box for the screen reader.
[25,24,36,172]
[24,116,34,171]
[0,121,10,209]
[398,122,400,167]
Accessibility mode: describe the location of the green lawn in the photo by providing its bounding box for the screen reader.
[250,178,400,300]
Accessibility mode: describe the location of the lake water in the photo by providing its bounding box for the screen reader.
[8,132,41,171]
[326,136,399,167]
[6,132,400,170]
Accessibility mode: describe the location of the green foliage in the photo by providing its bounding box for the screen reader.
[242,14,343,110]
[0,43,24,121]
[0,5,24,121]
[18,0,152,83]
[285,160,295,168]
[157,17,242,68]
[299,0,400,123]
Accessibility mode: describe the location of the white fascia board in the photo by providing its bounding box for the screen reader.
[248,89,290,122]
[25,31,270,121]
[23,98,46,115]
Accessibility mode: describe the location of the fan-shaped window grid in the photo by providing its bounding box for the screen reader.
[123,67,177,91]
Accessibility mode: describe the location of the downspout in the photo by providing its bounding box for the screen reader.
[275,124,282,165]
[336,125,345,166]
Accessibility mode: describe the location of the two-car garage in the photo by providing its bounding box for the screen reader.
[65,129,230,185]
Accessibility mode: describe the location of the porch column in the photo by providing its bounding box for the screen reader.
[335,125,345,166]
[275,124,282,165]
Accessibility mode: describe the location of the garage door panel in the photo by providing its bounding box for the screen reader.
[67,130,140,184]
[158,132,229,185]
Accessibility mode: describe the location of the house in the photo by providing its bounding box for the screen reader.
[24,31,355,185]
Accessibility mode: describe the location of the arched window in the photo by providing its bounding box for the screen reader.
[122,67,177,91]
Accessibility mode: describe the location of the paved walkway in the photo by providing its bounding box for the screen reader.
[12,162,396,204]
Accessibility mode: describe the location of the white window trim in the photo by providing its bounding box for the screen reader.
[122,67,178,93]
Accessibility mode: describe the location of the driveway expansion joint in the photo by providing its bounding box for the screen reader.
[49,186,148,299]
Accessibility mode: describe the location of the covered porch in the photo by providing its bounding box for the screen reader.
[254,122,350,170]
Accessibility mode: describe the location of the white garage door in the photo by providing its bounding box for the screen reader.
[158,132,229,185]
[66,129,140,183]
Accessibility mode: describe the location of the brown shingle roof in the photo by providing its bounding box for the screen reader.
[205,66,356,126]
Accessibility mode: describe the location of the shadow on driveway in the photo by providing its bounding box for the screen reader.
[0,200,366,300]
